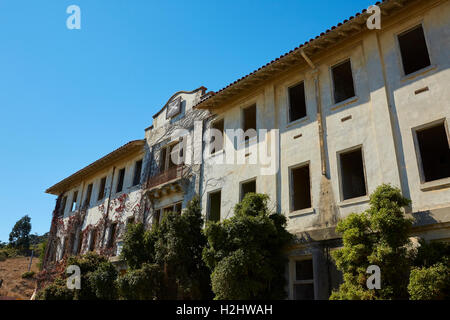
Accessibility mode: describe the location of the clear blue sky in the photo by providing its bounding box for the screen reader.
[0,0,375,242]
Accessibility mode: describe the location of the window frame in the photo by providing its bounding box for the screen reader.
[241,104,258,144]
[337,145,368,202]
[289,256,315,300]
[207,189,222,222]
[116,167,126,193]
[395,22,433,78]
[330,58,356,105]
[287,81,308,123]
[132,159,143,186]
[210,118,225,155]
[239,177,257,201]
[289,161,312,213]
[97,176,107,201]
[70,191,78,212]
[412,118,450,185]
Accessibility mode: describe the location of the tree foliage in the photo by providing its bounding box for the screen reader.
[120,222,156,270]
[408,240,450,300]
[117,263,164,300]
[9,215,32,253]
[330,184,412,300]
[118,195,212,299]
[203,193,293,300]
[36,252,118,300]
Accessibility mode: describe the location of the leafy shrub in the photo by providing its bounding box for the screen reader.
[155,195,212,299]
[330,184,412,300]
[120,223,156,270]
[0,251,7,261]
[37,252,118,300]
[203,193,293,300]
[35,278,74,300]
[89,261,118,299]
[117,263,164,300]
[21,271,35,279]
[408,263,450,300]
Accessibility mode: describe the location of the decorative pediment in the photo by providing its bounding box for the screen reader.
[166,96,182,119]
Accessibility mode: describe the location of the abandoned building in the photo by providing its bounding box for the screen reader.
[43,0,450,300]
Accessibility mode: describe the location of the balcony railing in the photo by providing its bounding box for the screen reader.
[146,164,185,189]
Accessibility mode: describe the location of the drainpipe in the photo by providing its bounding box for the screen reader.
[300,49,327,176]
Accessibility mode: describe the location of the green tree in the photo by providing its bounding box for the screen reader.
[155,195,212,299]
[330,184,412,300]
[117,263,164,300]
[120,222,156,270]
[203,193,293,300]
[407,240,450,300]
[9,215,32,253]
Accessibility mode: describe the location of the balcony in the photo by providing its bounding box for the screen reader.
[146,164,185,190]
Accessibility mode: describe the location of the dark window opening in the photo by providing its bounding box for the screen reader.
[153,209,161,227]
[107,223,117,249]
[116,168,125,193]
[210,119,224,154]
[133,160,143,186]
[398,25,431,76]
[241,179,256,201]
[416,123,450,182]
[243,105,257,142]
[332,60,355,104]
[174,202,182,214]
[291,165,312,211]
[85,184,93,208]
[340,148,367,200]
[71,191,78,212]
[289,82,307,122]
[89,229,97,251]
[293,259,314,300]
[77,231,83,254]
[98,177,107,201]
[60,196,67,216]
[127,216,135,225]
[208,191,221,222]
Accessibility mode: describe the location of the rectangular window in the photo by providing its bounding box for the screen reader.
[289,82,307,122]
[398,25,431,76]
[133,160,143,186]
[416,122,450,182]
[71,191,78,212]
[243,105,257,142]
[339,148,367,200]
[127,216,135,225]
[174,202,182,214]
[89,229,97,251]
[98,177,107,201]
[240,179,256,201]
[60,196,67,216]
[293,259,314,300]
[77,231,83,254]
[290,164,312,211]
[116,168,126,193]
[332,60,355,104]
[153,209,161,227]
[85,183,93,208]
[210,119,224,154]
[208,191,221,222]
[108,223,117,249]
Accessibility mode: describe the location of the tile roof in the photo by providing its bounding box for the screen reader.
[194,0,411,109]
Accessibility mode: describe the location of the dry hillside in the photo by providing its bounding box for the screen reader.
[0,256,39,300]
